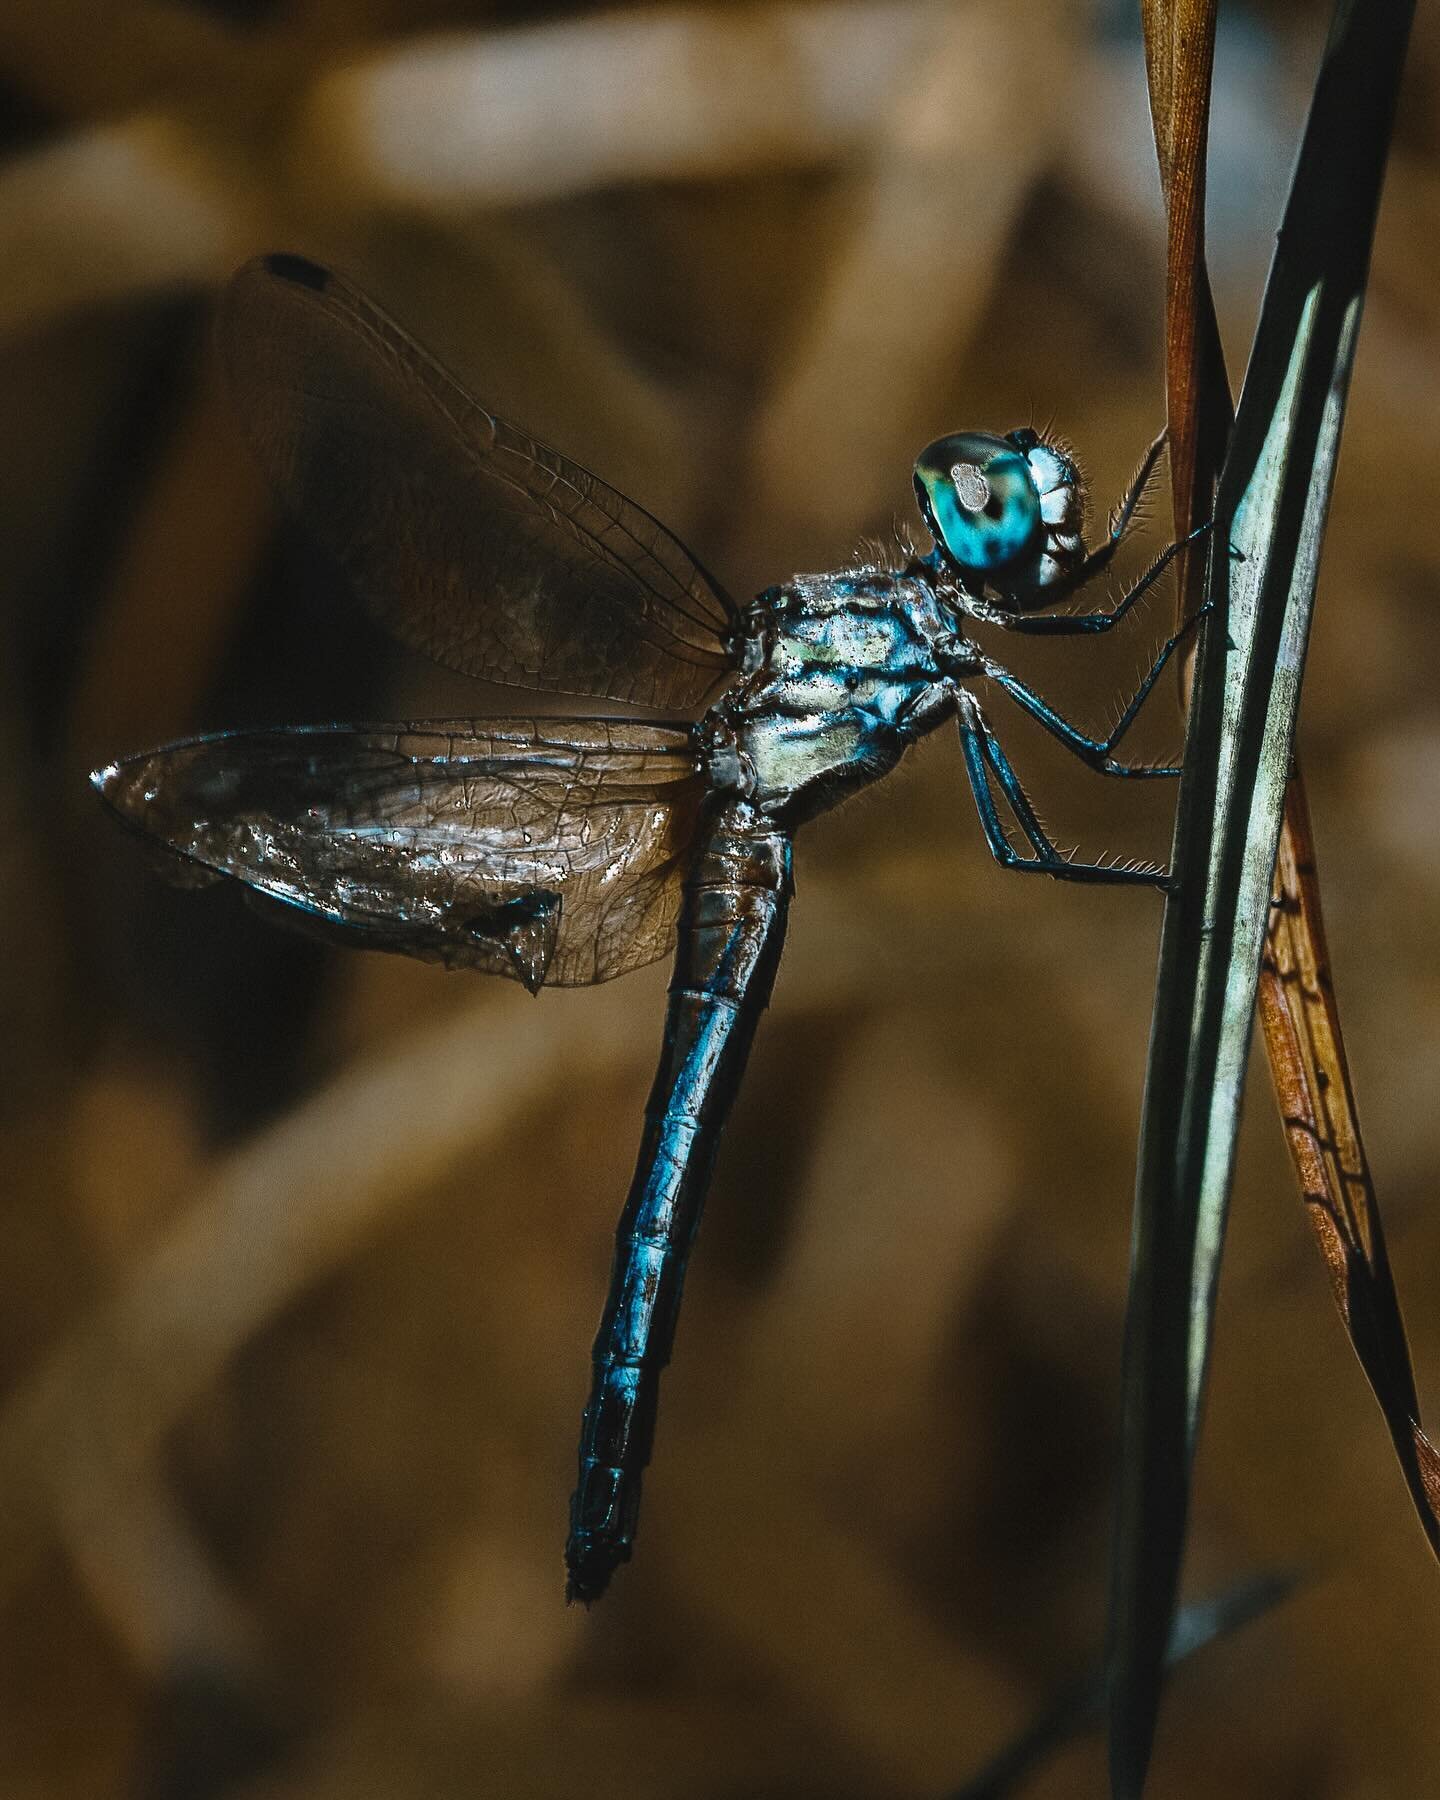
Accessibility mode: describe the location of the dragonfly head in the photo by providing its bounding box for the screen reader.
[913,428,1085,603]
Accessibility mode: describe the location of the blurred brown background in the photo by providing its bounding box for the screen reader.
[4,1,1440,1795]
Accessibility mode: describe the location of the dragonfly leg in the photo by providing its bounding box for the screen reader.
[957,693,1168,887]
[979,600,1208,777]
[1044,426,1167,593]
[567,804,793,1602]
[968,524,1208,636]
[1101,426,1167,544]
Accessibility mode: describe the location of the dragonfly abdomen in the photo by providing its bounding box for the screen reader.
[566,804,792,1602]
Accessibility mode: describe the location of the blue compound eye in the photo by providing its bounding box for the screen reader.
[913,432,1043,577]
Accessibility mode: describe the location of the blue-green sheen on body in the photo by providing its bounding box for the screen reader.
[729,569,956,820]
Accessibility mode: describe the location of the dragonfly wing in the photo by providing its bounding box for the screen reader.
[217,255,739,712]
[93,719,707,990]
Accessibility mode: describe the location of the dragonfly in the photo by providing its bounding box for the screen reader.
[93,253,1202,1603]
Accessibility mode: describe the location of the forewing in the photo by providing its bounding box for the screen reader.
[93,719,706,990]
[217,255,738,711]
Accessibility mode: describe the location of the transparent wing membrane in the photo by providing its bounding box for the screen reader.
[218,255,739,711]
[94,718,706,990]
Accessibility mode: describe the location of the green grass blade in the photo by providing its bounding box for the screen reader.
[1108,5,1415,1794]
[947,1573,1293,1800]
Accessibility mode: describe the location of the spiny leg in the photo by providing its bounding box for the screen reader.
[1060,426,1167,586]
[968,524,1208,637]
[1105,427,1168,545]
[956,692,1168,887]
[978,603,1208,777]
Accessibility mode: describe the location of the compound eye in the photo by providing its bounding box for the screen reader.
[913,431,1042,577]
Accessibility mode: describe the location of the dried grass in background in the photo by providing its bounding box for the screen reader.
[3,2,1440,1795]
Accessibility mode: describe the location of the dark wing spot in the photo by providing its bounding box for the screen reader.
[466,890,563,994]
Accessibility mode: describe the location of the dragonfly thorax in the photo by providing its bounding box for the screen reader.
[714,566,959,821]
